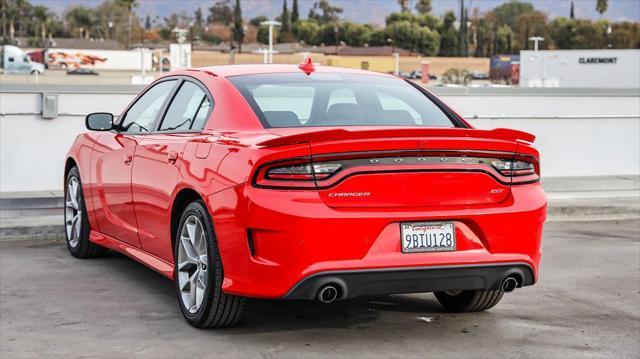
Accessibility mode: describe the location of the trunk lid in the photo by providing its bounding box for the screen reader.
[263,127,527,209]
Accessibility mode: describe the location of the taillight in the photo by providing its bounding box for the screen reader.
[492,157,539,184]
[254,152,540,189]
[266,163,342,181]
[491,159,535,176]
[256,161,342,188]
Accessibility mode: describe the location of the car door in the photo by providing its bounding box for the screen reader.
[131,78,213,261]
[92,79,178,247]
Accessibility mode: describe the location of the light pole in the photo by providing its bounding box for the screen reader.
[260,20,281,64]
[172,28,189,68]
[528,36,545,87]
[528,36,544,51]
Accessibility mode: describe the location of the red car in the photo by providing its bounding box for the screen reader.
[64,63,546,328]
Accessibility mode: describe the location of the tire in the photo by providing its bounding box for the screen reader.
[434,289,504,312]
[64,166,107,258]
[174,200,245,328]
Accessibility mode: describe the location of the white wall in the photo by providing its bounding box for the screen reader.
[1,90,135,193]
[520,49,640,88]
[1,86,639,192]
[439,91,640,178]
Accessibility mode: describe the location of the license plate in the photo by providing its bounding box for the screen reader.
[401,222,456,253]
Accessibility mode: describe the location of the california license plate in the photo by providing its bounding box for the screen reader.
[401,222,456,253]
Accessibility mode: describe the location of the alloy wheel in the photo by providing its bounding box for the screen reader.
[64,177,82,248]
[177,215,209,314]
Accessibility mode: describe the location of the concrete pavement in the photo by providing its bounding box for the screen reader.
[1,220,638,358]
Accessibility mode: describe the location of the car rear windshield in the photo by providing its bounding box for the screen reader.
[228,72,458,128]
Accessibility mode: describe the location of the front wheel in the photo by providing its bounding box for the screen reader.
[174,200,245,328]
[434,289,504,312]
[64,166,107,258]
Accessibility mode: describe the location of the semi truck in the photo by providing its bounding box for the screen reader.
[0,45,45,74]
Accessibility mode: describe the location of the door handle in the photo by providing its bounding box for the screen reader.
[167,151,179,164]
[124,153,133,165]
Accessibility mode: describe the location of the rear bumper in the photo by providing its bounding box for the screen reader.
[284,263,534,300]
[208,183,546,299]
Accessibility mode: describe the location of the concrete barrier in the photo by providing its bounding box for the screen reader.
[1,84,638,193]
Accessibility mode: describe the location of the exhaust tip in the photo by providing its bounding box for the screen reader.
[317,285,339,303]
[502,277,518,293]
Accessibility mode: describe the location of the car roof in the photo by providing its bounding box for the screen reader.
[189,63,398,78]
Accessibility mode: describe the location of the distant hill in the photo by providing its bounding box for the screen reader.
[33,0,640,25]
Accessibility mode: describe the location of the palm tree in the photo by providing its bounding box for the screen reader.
[115,0,137,48]
[65,6,93,39]
[32,5,51,43]
[397,0,409,13]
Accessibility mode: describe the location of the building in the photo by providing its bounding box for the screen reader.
[520,49,640,88]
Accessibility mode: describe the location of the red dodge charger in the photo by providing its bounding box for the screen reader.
[64,63,546,328]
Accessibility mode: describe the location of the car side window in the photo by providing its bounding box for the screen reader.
[119,80,176,133]
[159,81,212,132]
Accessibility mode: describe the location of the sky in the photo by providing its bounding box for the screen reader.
[33,0,640,26]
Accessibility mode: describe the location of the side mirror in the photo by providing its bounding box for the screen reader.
[86,112,114,131]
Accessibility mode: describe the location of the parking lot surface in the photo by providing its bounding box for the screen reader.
[1,220,639,358]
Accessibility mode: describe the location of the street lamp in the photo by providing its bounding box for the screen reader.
[528,36,544,52]
[528,36,545,87]
[172,28,189,68]
[260,20,281,64]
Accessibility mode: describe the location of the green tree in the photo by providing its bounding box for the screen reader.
[416,26,440,55]
[316,22,340,45]
[495,24,514,53]
[471,12,491,56]
[570,1,575,19]
[515,10,547,50]
[257,27,269,44]
[420,13,440,29]
[144,15,152,30]
[458,0,468,56]
[4,0,31,40]
[415,0,432,14]
[386,12,417,26]
[291,0,300,23]
[368,28,389,46]
[93,0,136,42]
[491,0,534,29]
[397,0,409,13]
[550,17,575,49]
[32,5,52,42]
[442,68,472,85]
[191,8,204,39]
[340,22,372,46]
[293,19,320,44]
[65,6,93,39]
[278,0,291,42]
[308,0,342,25]
[115,0,137,48]
[250,15,268,27]
[596,0,608,16]
[233,0,243,51]
[573,19,606,48]
[439,11,458,56]
[610,22,640,48]
[194,8,204,27]
[208,0,233,25]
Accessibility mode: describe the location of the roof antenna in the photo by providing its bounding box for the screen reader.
[298,57,315,75]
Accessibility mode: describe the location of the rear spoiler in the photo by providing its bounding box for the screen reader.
[257,128,535,147]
